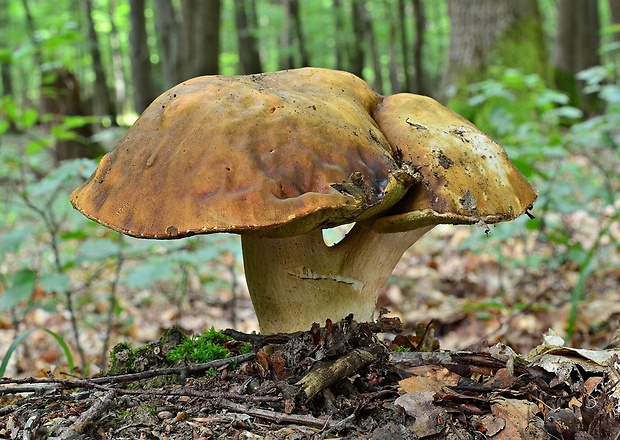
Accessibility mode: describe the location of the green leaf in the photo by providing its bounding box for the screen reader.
[0,228,31,258]
[0,269,36,311]
[39,272,71,294]
[124,260,174,288]
[77,238,120,261]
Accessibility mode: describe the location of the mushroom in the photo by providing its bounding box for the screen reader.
[71,68,537,334]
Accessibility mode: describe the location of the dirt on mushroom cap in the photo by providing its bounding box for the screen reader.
[370,94,538,233]
[70,68,404,239]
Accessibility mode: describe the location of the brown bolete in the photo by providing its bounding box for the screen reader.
[71,68,537,334]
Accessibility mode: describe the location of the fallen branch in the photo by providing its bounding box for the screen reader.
[218,398,338,429]
[297,343,385,400]
[0,352,256,395]
[53,390,117,440]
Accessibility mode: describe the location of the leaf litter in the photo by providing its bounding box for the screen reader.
[2,314,620,439]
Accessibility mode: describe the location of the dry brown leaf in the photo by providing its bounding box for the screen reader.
[394,391,448,437]
[399,365,461,394]
[490,397,541,439]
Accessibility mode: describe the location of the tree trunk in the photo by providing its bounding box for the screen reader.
[107,0,127,116]
[84,0,117,120]
[387,6,402,94]
[234,0,263,74]
[333,0,347,71]
[180,0,221,79]
[350,1,383,92]
[129,0,157,114]
[154,0,183,89]
[0,4,17,132]
[443,0,547,98]
[611,0,620,42]
[552,0,601,113]
[397,0,411,92]
[350,1,366,79]
[192,0,221,76]
[289,0,309,67]
[412,0,429,95]
[278,0,309,69]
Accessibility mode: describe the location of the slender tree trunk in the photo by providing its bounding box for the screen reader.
[359,2,383,93]
[107,0,127,117]
[191,0,221,76]
[387,6,401,94]
[611,0,620,42]
[84,0,117,119]
[234,0,263,74]
[289,0,310,67]
[333,0,346,71]
[553,0,601,113]
[180,0,221,78]
[0,4,17,132]
[350,1,366,79]
[397,0,411,92]
[279,0,309,69]
[412,0,429,95]
[129,0,157,113]
[154,0,183,89]
[279,0,294,69]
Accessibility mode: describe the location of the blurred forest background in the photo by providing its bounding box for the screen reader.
[0,0,619,377]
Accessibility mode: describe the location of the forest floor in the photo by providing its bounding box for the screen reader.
[2,222,620,439]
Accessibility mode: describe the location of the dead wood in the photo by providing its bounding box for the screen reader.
[297,343,385,400]
[218,399,339,429]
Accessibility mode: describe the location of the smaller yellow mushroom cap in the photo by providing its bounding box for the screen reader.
[370,94,538,233]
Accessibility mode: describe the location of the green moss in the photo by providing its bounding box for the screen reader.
[165,327,232,364]
[107,326,248,378]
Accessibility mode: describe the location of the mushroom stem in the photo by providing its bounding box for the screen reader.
[241,224,434,334]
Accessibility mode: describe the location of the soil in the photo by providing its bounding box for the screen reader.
[2,316,619,439]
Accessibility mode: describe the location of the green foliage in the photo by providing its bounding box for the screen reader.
[453,62,620,341]
[165,327,232,364]
[0,328,75,377]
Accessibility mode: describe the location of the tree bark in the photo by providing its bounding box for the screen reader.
[397,0,411,92]
[289,0,309,67]
[180,0,221,79]
[350,1,366,79]
[278,0,309,69]
[0,4,17,132]
[360,2,383,93]
[107,0,127,117]
[154,0,183,89]
[129,0,157,114]
[234,0,263,74]
[443,0,547,98]
[552,0,601,113]
[84,0,117,120]
[412,0,429,95]
[333,0,348,71]
[611,0,620,42]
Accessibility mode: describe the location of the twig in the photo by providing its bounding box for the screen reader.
[0,353,256,394]
[55,390,117,439]
[101,235,125,369]
[218,398,338,429]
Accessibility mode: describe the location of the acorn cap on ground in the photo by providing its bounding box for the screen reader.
[70,68,415,239]
[370,93,538,233]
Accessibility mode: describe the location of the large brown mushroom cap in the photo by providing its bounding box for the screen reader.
[370,94,538,233]
[71,68,412,239]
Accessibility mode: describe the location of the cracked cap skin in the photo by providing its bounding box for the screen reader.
[71,68,537,239]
